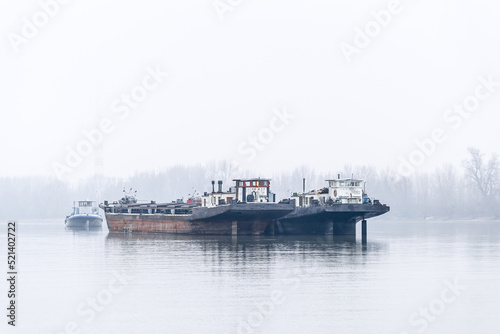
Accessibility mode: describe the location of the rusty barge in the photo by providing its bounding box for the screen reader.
[101,178,295,235]
[101,176,390,236]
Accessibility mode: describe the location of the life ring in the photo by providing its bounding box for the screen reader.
[333,190,337,197]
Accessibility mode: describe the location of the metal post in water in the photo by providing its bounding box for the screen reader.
[362,219,367,244]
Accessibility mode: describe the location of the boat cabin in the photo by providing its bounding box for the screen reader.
[200,178,276,208]
[72,201,99,215]
[234,178,275,203]
[326,178,364,203]
[201,180,235,208]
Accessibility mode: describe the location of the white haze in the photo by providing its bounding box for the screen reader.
[1,0,500,181]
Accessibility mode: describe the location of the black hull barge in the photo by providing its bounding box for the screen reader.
[277,176,390,235]
[277,203,389,235]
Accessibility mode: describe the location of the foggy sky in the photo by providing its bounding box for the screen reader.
[1,0,499,181]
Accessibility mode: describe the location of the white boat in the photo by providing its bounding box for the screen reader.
[65,201,103,228]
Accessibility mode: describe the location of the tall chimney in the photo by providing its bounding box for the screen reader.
[218,180,223,193]
[338,174,340,179]
[303,178,305,193]
[211,180,215,193]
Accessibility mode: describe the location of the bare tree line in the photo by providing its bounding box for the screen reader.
[1,148,499,220]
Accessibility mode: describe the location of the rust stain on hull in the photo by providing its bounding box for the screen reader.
[106,213,271,235]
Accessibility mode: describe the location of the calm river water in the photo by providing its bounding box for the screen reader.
[2,219,499,334]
